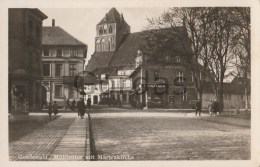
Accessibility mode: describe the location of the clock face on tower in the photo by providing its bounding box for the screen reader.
[104,24,107,30]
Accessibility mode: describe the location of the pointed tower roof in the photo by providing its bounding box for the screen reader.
[97,8,127,25]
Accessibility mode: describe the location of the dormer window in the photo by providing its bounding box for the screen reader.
[109,26,113,33]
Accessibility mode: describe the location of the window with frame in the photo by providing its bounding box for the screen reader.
[43,49,49,57]
[123,80,126,88]
[55,85,63,97]
[101,39,105,51]
[96,39,101,51]
[176,55,181,62]
[99,28,103,35]
[55,64,63,77]
[56,49,62,57]
[154,70,160,81]
[109,26,113,33]
[180,90,187,101]
[70,49,77,57]
[176,71,184,82]
[43,63,50,76]
[69,64,76,76]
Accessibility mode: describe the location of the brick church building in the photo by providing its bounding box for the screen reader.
[85,8,197,108]
[85,8,249,109]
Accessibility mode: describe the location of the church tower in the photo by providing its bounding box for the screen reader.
[95,8,130,52]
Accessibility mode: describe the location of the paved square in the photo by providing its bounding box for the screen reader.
[90,111,250,160]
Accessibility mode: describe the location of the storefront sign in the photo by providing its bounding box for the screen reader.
[142,84,166,88]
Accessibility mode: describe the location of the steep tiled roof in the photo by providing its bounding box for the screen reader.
[97,8,128,26]
[42,26,86,46]
[85,51,115,72]
[108,32,145,66]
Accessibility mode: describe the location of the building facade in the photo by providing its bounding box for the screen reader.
[42,21,87,107]
[9,8,47,114]
[85,7,249,109]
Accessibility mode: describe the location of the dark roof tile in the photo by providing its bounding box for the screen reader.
[97,8,127,25]
[42,26,86,46]
[85,51,115,72]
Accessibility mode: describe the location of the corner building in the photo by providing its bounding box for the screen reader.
[9,8,47,114]
[42,21,87,107]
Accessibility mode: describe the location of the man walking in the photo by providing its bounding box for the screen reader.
[87,98,91,110]
[212,99,219,116]
[195,99,201,116]
[53,101,59,119]
[77,98,86,119]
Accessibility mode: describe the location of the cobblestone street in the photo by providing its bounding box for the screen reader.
[91,111,250,160]
[9,111,250,161]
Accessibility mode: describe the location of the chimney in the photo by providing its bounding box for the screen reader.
[52,19,55,27]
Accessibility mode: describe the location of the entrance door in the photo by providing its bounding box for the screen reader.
[93,95,98,104]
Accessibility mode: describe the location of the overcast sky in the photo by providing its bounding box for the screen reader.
[40,8,168,63]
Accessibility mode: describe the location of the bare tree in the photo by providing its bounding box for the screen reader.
[142,8,214,112]
[230,8,250,110]
[143,7,250,112]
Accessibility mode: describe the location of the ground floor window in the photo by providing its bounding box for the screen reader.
[180,90,187,101]
[55,85,63,98]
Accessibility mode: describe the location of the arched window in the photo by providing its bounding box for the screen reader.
[99,27,103,35]
[108,38,112,51]
[109,26,113,33]
[101,39,105,51]
[96,39,100,51]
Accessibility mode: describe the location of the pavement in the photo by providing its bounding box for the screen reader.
[9,110,251,161]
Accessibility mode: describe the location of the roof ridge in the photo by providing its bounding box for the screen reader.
[42,26,87,46]
[57,26,87,46]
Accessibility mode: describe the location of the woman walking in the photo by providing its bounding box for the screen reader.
[53,101,59,118]
[77,98,86,119]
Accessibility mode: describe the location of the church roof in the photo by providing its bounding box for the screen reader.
[108,32,145,66]
[85,32,144,72]
[85,27,188,73]
[42,26,87,46]
[85,51,115,72]
[97,8,129,27]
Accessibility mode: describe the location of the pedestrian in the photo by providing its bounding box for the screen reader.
[208,99,213,116]
[71,99,76,111]
[53,101,59,118]
[87,98,91,110]
[76,99,80,117]
[66,98,70,110]
[77,98,86,119]
[47,102,53,118]
[213,99,219,116]
[195,99,201,116]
